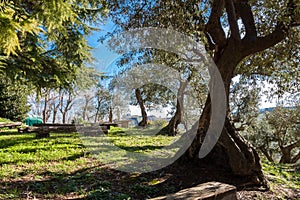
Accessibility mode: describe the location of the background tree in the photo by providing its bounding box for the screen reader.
[134,83,175,127]
[94,85,111,122]
[40,88,59,123]
[230,76,261,132]
[246,105,300,164]
[110,63,176,126]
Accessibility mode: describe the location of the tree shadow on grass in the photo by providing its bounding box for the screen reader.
[0,155,266,200]
[0,132,270,199]
[0,136,35,149]
[0,130,29,136]
[117,145,165,152]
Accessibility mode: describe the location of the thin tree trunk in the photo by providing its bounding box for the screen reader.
[135,88,147,127]
[52,102,59,124]
[109,107,113,123]
[42,92,48,123]
[259,146,274,162]
[94,110,99,123]
[59,91,73,124]
[82,95,93,121]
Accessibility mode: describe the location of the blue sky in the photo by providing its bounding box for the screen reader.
[87,19,121,76]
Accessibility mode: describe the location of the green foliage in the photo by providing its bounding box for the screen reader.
[0,74,30,121]
[245,106,300,164]
[230,76,261,131]
[148,119,168,128]
[0,117,12,123]
[0,0,108,89]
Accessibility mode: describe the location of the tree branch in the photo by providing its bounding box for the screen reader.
[205,0,227,48]
[259,145,274,162]
[285,140,300,151]
[241,0,299,57]
[235,0,257,41]
[241,23,287,57]
[291,151,300,163]
[224,0,240,41]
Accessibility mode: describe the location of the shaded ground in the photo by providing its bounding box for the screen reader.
[1,159,299,199]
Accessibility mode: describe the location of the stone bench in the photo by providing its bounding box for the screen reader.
[0,122,22,129]
[150,182,237,200]
[18,124,108,138]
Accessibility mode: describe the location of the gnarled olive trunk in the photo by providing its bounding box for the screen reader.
[179,40,268,187]
[279,141,300,164]
[259,146,274,162]
[160,80,187,136]
[159,99,182,136]
[135,88,147,127]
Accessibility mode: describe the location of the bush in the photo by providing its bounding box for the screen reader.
[0,75,30,121]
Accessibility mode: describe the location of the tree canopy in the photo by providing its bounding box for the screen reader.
[0,0,108,89]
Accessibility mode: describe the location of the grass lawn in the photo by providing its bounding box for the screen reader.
[0,127,299,199]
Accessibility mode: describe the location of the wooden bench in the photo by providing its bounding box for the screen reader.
[18,124,108,138]
[150,182,237,200]
[0,122,22,129]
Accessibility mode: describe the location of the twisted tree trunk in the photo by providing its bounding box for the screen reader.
[180,38,268,187]
[159,80,187,136]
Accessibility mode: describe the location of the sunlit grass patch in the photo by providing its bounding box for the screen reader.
[0,132,87,179]
[262,160,300,189]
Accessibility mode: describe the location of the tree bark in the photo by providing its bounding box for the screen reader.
[279,147,292,164]
[42,90,54,123]
[279,141,300,163]
[82,94,94,121]
[259,146,274,163]
[59,91,74,124]
[160,80,187,136]
[179,38,268,187]
[109,107,113,123]
[159,100,182,136]
[42,93,48,123]
[52,102,59,123]
[291,151,300,164]
[135,88,147,127]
